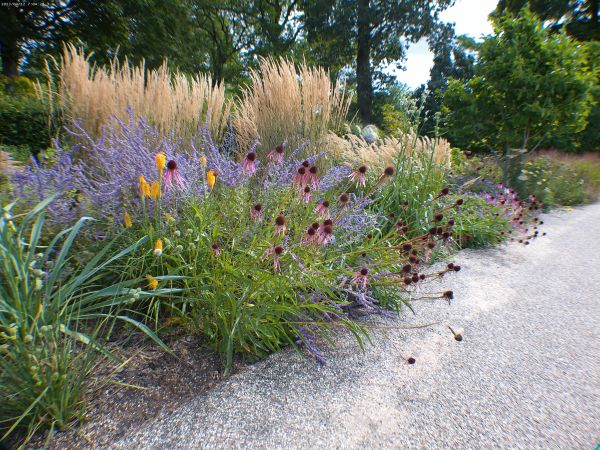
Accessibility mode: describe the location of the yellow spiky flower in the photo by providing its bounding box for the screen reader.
[139,175,150,197]
[153,239,163,257]
[206,170,216,191]
[150,180,161,200]
[146,274,159,290]
[200,155,207,167]
[124,211,132,228]
[155,152,166,176]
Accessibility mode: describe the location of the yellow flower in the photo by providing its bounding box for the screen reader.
[153,239,163,257]
[150,180,161,200]
[206,169,216,191]
[155,152,167,176]
[165,212,175,224]
[200,155,207,166]
[146,274,159,290]
[123,211,132,228]
[139,175,150,197]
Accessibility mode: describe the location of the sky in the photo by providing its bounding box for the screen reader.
[394,0,498,88]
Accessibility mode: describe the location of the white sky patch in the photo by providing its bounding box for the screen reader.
[392,0,497,89]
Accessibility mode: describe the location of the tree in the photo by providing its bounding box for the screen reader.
[442,9,595,183]
[303,0,454,125]
[414,28,475,136]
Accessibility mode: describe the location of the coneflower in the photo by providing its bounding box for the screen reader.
[275,215,286,236]
[315,200,330,218]
[317,224,334,245]
[302,160,310,168]
[250,203,263,222]
[211,242,221,256]
[309,166,319,189]
[303,226,317,244]
[338,192,349,206]
[383,166,395,177]
[267,143,285,163]
[273,245,284,271]
[164,160,183,188]
[349,165,367,187]
[293,166,307,188]
[242,151,258,176]
[303,186,312,203]
[351,267,369,289]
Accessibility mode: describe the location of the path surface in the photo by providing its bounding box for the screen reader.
[116,204,600,449]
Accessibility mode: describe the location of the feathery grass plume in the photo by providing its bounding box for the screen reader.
[233,57,352,159]
[37,44,231,145]
[336,130,451,173]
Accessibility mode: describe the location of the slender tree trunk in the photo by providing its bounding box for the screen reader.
[0,8,20,77]
[356,0,373,125]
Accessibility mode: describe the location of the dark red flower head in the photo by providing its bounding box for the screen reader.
[383,166,395,177]
[274,245,284,255]
[360,267,369,276]
[246,151,257,162]
[323,219,333,226]
[275,144,284,154]
[312,222,320,230]
[322,225,333,235]
[275,215,286,226]
[339,193,349,204]
[167,160,177,170]
[302,160,310,168]
[297,167,306,175]
[254,203,262,211]
[304,186,311,193]
[309,166,318,174]
[358,165,367,174]
[322,200,330,208]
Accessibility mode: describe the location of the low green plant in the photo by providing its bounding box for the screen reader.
[0,197,174,443]
[450,194,510,248]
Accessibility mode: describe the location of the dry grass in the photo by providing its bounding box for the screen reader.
[37,45,231,143]
[334,130,452,171]
[233,58,352,157]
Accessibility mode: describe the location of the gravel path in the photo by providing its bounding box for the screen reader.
[116,204,600,449]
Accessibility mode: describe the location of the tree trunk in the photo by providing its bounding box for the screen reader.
[356,0,372,125]
[0,8,20,77]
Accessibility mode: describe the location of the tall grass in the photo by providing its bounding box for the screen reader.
[233,58,352,158]
[37,44,231,143]
[334,130,452,173]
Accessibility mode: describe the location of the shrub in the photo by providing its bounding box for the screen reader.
[233,58,351,159]
[0,87,50,154]
[450,194,510,248]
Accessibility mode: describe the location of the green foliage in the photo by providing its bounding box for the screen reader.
[450,195,510,248]
[442,9,595,181]
[0,83,50,155]
[0,197,174,441]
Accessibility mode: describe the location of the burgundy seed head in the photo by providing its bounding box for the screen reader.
[360,267,369,276]
[302,160,310,168]
[404,277,412,285]
[367,233,373,239]
[427,242,436,249]
[254,203,262,211]
[388,212,396,220]
[409,255,418,264]
[339,193,349,204]
[309,166,318,174]
[402,264,412,273]
[407,357,416,364]
[211,243,219,250]
[434,213,444,222]
[402,243,412,252]
[455,198,464,206]
[447,219,455,226]
[402,226,409,234]
[167,160,177,170]
[307,227,316,236]
[443,290,454,300]
[323,219,333,226]
[419,274,426,280]
[275,144,284,154]
[358,165,367,174]
[274,245,284,255]
[312,222,320,230]
[246,151,257,162]
[411,273,419,283]
[323,225,333,235]
[384,166,395,177]
[447,263,455,270]
[304,186,311,193]
[297,167,306,175]
[275,215,286,226]
[440,187,450,196]
[322,200,330,208]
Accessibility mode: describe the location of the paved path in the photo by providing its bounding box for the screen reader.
[116,204,600,449]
